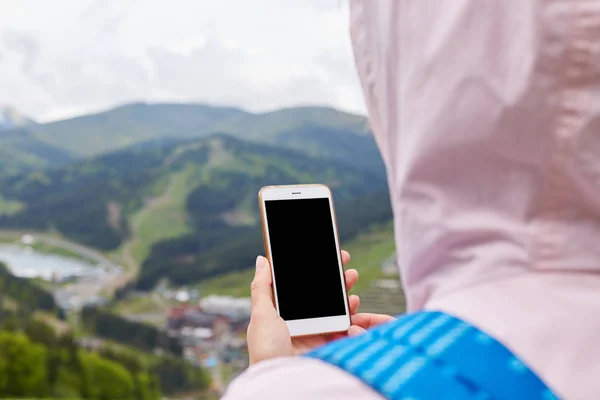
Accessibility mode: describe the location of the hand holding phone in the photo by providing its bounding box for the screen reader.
[258,184,351,337]
[247,249,359,365]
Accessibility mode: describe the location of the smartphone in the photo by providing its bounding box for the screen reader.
[258,184,351,337]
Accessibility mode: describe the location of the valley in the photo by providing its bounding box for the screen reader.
[0,132,388,290]
[0,102,404,398]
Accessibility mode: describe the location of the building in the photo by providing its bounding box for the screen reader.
[168,303,250,367]
[199,295,251,319]
[168,305,232,354]
[229,316,250,341]
[169,305,229,335]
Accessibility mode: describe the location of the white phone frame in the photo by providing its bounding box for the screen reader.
[258,184,351,337]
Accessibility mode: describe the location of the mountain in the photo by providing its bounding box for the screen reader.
[27,103,247,157]
[0,134,389,289]
[28,103,369,156]
[0,108,68,175]
[0,107,73,175]
[0,128,74,176]
[0,107,36,131]
[22,103,378,168]
[2,103,382,178]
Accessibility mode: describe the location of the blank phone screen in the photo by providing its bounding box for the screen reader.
[265,198,346,321]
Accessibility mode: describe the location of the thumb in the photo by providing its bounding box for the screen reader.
[348,325,366,337]
[250,256,277,317]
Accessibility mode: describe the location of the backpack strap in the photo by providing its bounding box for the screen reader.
[306,311,559,400]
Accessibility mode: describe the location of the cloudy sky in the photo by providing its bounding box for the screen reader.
[0,0,364,122]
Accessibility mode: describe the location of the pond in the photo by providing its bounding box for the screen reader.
[0,244,98,281]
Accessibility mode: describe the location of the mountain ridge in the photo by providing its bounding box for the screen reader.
[0,127,74,176]
[1,102,377,176]
[27,102,369,156]
[0,106,37,131]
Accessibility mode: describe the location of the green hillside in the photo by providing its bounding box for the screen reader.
[2,104,381,185]
[212,106,369,140]
[0,134,389,289]
[14,103,380,172]
[0,102,390,292]
[0,262,210,399]
[0,128,74,177]
[197,222,397,298]
[27,103,368,156]
[138,187,392,291]
[28,103,247,157]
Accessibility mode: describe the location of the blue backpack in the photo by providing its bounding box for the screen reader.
[306,311,559,400]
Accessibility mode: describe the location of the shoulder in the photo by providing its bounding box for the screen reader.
[222,356,383,400]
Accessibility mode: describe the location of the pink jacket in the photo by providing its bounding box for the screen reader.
[224,1,600,399]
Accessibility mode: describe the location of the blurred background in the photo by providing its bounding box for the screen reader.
[0,1,405,398]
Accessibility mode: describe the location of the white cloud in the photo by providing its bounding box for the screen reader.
[0,0,365,122]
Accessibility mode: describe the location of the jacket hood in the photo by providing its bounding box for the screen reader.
[350,0,600,311]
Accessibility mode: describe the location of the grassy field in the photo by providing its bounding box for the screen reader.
[118,142,238,274]
[113,292,181,313]
[29,242,96,264]
[0,230,23,242]
[111,294,163,315]
[196,222,396,298]
[0,195,23,216]
[128,166,198,265]
[197,269,255,297]
[343,222,396,293]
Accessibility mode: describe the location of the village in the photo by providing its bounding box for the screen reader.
[162,292,251,389]
[2,233,403,393]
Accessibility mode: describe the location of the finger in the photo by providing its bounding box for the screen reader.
[350,313,396,329]
[348,294,360,315]
[341,250,351,267]
[250,256,277,317]
[348,325,366,337]
[328,332,346,341]
[344,269,359,291]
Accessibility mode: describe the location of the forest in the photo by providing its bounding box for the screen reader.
[0,262,57,313]
[0,261,210,399]
[80,306,182,355]
[137,188,393,289]
[0,134,389,289]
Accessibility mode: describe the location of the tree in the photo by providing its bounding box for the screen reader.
[0,316,164,399]
[25,317,58,347]
[0,275,5,323]
[0,331,48,398]
[81,352,137,400]
[59,332,90,398]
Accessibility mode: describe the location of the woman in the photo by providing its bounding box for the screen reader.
[224,1,600,399]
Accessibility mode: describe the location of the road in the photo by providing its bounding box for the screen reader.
[36,234,115,267]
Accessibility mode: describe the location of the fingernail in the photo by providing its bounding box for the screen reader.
[348,326,366,337]
[256,256,266,270]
